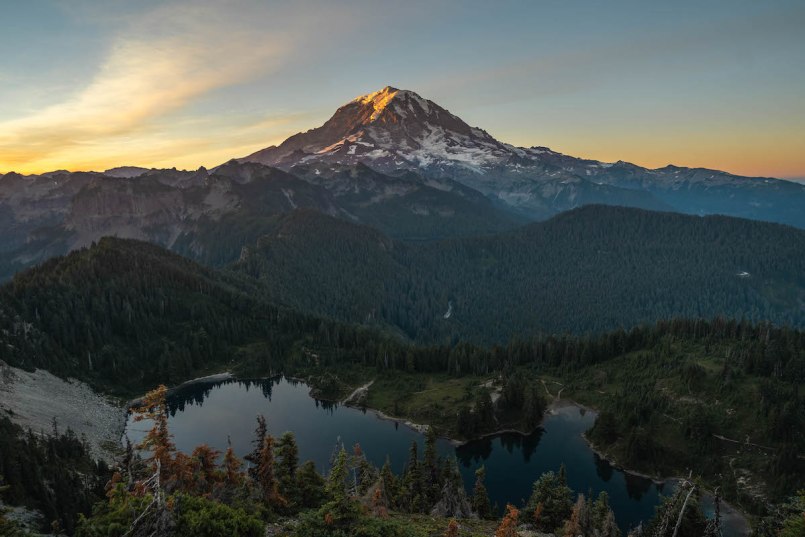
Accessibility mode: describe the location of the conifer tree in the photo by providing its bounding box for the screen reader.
[275,431,299,506]
[326,447,349,502]
[563,494,586,537]
[244,415,267,481]
[423,426,441,505]
[223,439,244,489]
[172,452,194,492]
[472,466,492,519]
[132,385,175,482]
[379,457,399,509]
[526,470,573,532]
[191,444,221,495]
[352,444,377,497]
[296,460,326,508]
[402,440,424,512]
[496,504,519,537]
[593,490,621,537]
[323,447,362,526]
[257,435,286,509]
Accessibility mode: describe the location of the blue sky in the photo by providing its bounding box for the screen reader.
[1,0,803,178]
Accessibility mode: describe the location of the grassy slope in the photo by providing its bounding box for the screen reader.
[365,372,492,435]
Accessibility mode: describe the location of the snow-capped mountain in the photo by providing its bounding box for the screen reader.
[3,85,805,282]
[241,86,805,226]
[244,86,519,172]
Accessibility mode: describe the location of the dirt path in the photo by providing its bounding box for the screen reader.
[540,378,564,401]
[342,379,374,405]
[712,434,776,451]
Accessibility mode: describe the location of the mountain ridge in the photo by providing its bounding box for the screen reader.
[240,86,805,227]
[3,86,805,282]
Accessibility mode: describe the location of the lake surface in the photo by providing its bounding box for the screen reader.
[124,377,742,534]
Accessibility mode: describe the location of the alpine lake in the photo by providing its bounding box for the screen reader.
[124,376,749,535]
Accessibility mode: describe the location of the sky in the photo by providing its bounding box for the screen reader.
[1,0,804,179]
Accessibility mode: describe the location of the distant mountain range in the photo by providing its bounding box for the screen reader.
[1,86,804,282]
[240,86,805,225]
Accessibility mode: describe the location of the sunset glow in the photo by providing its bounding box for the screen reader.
[1,0,803,179]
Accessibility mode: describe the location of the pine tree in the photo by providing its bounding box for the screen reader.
[191,444,222,495]
[526,470,573,532]
[326,447,349,502]
[472,466,492,519]
[593,490,620,536]
[593,490,611,527]
[402,440,423,512]
[600,510,620,537]
[379,457,399,509]
[563,494,586,537]
[223,439,244,490]
[296,460,325,508]
[323,447,362,526]
[423,426,441,505]
[275,431,299,507]
[496,504,519,537]
[257,435,286,509]
[244,415,267,481]
[132,385,175,482]
[353,445,377,497]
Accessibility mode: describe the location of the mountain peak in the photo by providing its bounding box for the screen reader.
[349,86,430,123]
[354,85,399,102]
[353,86,403,122]
[241,86,497,171]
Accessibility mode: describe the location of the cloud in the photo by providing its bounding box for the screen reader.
[0,2,312,172]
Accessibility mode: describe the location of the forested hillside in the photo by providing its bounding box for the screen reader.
[234,205,805,343]
[0,238,398,393]
[0,238,802,529]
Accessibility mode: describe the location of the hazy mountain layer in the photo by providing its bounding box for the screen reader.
[0,162,521,280]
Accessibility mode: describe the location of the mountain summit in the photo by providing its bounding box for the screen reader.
[241,86,805,226]
[242,86,513,174]
[3,87,805,283]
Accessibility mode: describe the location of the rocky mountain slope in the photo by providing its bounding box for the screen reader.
[3,85,804,282]
[242,86,805,226]
[0,161,519,280]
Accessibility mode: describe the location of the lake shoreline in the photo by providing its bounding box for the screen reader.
[340,389,752,536]
[125,371,235,408]
[124,372,752,535]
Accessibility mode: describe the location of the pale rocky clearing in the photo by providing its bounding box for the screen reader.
[0,360,125,462]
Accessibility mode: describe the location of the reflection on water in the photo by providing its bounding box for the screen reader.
[452,405,668,532]
[595,452,614,482]
[124,377,742,535]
